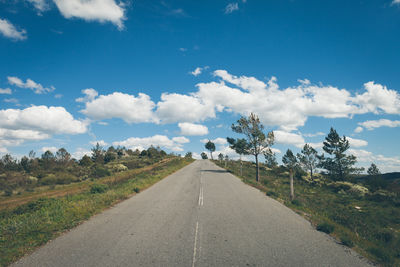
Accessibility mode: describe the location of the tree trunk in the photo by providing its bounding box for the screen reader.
[290,169,294,200]
[210,152,213,160]
[240,154,242,177]
[310,168,313,181]
[255,154,259,182]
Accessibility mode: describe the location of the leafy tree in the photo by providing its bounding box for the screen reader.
[282,149,298,200]
[318,128,362,181]
[264,151,278,169]
[56,148,71,165]
[297,144,318,181]
[91,143,105,163]
[367,163,380,176]
[227,137,249,176]
[205,140,216,160]
[218,153,224,163]
[201,152,208,159]
[231,113,274,182]
[104,151,117,163]
[79,155,92,166]
[41,150,56,169]
[20,156,30,172]
[185,152,193,159]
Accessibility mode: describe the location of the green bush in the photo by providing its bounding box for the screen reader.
[39,173,78,185]
[375,229,394,244]
[92,166,110,178]
[90,184,109,194]
[367,246,393,263]
[133,187,140,193]
[266,191,277,197]
[4,189,13,196]
[291,199,302,206]
[316,222,335,234]
[340,235,354,247]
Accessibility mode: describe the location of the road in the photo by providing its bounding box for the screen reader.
[13,160,371,266]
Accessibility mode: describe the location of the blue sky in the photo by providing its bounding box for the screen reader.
[0,0,400,172]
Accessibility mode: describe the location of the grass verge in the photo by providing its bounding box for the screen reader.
[0,157,193,266]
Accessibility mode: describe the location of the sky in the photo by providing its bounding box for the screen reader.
[0,0,400,172]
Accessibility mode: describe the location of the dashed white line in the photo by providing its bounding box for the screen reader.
[192,221,199,267]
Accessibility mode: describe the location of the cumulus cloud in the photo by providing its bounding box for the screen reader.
[349,149,400,173]
[225,3,239,14]
[354,126,364,133]
[0,88,12,94]
[392,0,400,5]
[190,66,208,77]
[76,88,98,103]
[0,18,27,41]
[72,147,92,160]
[113,135,187,152]
[0,128,49,141]
[172,136,190,144]
[81,92,158,123]
[41,146,58,153]
[8,76,55,94]
[90,140,108,147]
[53,0,126,29]
[178,122,209,136]
[358,119,400,131]
[274,130,305,148]
[200,137,227,145]
[347,137,368,148]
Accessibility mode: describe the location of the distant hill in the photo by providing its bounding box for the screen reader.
[357,172,400,181]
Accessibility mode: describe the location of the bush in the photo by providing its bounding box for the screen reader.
[39,173,78,185]
[90,184,109,194]
[4,189,13,196]
[92,166,110,178]
[316,222,335,234]
[133,187,140,193]
[291,199,302,206]
[340,235,354,247]
[375,229,394,244]
[266,191,277,197]
[367,246,393,263]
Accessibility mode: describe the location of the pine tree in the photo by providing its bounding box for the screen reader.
[297,144,318,181]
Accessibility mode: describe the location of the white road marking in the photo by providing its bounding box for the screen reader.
[192,221,199,267]
[198,172,204,206]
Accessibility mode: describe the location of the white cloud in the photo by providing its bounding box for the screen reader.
[90,140,108,147]
[392,0,400,5]
[172,136,190,144]
[41,146,57,153]
[0,88,12,94]
[359,119,400,131]
[225,3,239,14]
[190,66,208,76]
[72,147,92,160]
[4,98,19,104]
[303,132,325,137]
[0,18,27,41]
[179,47,187,52]
[27,0,49,13]
[354,126,364,133]
[76,88,98,102]
[178,122,209,136]
[81,92,158,123]
[347,137,368,148]
[273,130,305,148]
[113,135,187,152]
[349,149,400,173]
[157,93,215,123]
[0,106,87,134]
[8,76,55,94]
[0,128,49,141]
[53,0,126,29]
[200,137,227,145]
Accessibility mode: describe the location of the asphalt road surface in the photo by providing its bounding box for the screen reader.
[13,160,372,267]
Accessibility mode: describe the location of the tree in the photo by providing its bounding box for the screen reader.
[79,155,92,166]
[224,155,229,167]
[218,153,224,163]
[205,140,216,160]
[231,113,274,182]
[264,151,278,169]
[227,137,249,176]
[56,148,71,165]
[367,163,380,176]
[91,143,105,163]
[318,128,362,181]
[297,144,318,181]
[201,152,208,159]
[282,149,298,200]
[185,152,193,159]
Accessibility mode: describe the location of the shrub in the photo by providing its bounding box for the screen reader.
[375,229,394,244]
[4,189,13,196]
[291,199,302,206]
[92,166,110,178]
[39,173,78,185]
[367,246,393,263]
[90,184,109,194]
[266,191,277,197]
[107,163,128,172]
[133,187,140,193]
[316,222,335,234]
[340,235,354,247]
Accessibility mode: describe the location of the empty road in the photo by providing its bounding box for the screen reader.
[13,160,371,266]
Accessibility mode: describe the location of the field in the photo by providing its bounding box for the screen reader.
[215,159,400,266]
[0,155,193,266]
